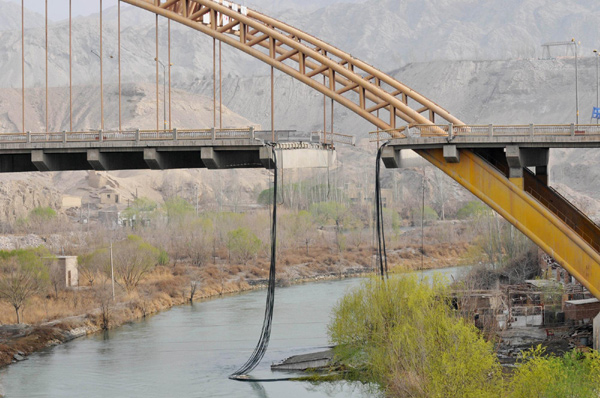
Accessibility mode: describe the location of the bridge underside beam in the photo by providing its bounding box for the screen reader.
[0,146,335,172]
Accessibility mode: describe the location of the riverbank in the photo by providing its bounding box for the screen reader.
[0,266,374,368]
[0,242,471,369]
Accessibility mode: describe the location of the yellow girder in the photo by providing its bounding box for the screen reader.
[418,148,600,298]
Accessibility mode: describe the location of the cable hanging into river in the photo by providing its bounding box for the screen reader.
[229,144,279,381]
[375,142,390,280]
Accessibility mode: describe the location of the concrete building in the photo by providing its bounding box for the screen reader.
[61,195,82,209]
[99,188,120,205]
[564,298,600,324]
[52,256,78,288]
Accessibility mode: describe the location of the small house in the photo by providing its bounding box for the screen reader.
[99,188,120,204]
[52,256,79,288]
[564,298,600,324]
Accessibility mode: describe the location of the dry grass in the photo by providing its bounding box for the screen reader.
[0,221,475,327]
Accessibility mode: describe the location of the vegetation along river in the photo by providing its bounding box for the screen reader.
[0,267,467,398]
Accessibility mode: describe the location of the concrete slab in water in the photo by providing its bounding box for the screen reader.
[271,349,334,371]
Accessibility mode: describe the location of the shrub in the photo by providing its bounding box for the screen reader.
[328,275,503,397]
[509,346,600,398]
[456,200,489,220]
[227,228,262,264]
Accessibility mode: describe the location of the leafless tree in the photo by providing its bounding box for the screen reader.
[93,281,113,330]
[0,255,48,324]
[111,236,158,293]
[431,169,448,220]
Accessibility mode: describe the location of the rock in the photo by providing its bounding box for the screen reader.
[12,354,24,361]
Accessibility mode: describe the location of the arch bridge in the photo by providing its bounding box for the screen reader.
[4,0,600,298]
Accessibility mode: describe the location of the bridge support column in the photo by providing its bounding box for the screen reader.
[31,150,54,172]
[259,146,274,169]
[381,147,429,169]
[443,145,460,163]
[87,149,110,170]
[381,146,400,169]
[143,148,166,170]
[506,146,549,189]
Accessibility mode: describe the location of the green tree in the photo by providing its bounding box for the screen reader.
[328,275,503,397]
[456,200,489,220]
[509,346,600,398]
[110,235,161,292]
[0,248,50,323]
[122,197,157,228]
[227,228,261,264]
[29,206,57,221]
[163,197,193,225]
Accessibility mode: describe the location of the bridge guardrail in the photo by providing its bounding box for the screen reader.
[369,123,600,142]
[0,128,254,144]
[0,127,357,146]
[317,131,356,146]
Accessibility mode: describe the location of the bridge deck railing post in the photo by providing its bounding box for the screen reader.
[26,131,31,143]
[488,124,493,138]
[448,123,453,140]
[63,130,67,144]
[570,123,575,136]
[173,128,178,141]
[211,127,216,141]
[250,126,255,140]
[530,123,534,137]
[99,129,103,142]
[135,129,140,142]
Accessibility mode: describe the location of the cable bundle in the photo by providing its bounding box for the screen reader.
[375,143,389,280]
[230,146,278,380]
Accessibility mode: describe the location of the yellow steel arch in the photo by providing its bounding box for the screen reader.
[123,0,461,130]
[125,0,600,298]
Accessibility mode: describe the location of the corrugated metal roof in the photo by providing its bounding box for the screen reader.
[564,298,599,305]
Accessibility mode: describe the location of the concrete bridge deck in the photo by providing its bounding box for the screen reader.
[372,123,600,149]
[0,128,343,172]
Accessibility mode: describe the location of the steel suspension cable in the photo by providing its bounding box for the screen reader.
[118,0,122,131]
[69,0,72,132]
[230,146,278,380]
[45,0,48,133]
[21,0,24,134]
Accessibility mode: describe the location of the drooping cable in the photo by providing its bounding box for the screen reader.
[375,142,390,280]
[230,145,278,380]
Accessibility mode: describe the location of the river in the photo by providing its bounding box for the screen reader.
[0,266,468,398]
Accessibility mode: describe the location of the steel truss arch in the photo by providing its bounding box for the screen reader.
[123,0,463,132]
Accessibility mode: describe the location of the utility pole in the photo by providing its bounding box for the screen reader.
[572,38,580,125]
[595,49,599,124]
[195,184,199,216]
[110,241,115,301]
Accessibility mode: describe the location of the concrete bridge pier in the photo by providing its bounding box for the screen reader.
[505,146,549,188]
[260,145,336,169]
[381,147,429,169]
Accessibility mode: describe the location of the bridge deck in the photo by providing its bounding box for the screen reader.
[0,128,339,172]
[371,124,600,149]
